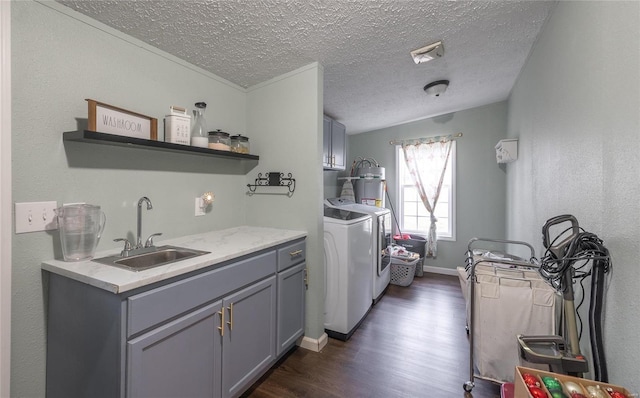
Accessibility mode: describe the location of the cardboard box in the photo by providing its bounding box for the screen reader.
[514,366,633,398]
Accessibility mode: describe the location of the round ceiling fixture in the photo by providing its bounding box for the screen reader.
[424,80,449,97]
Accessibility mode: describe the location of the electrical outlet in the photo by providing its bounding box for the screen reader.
[15,201,58,233]
[195,197,205,216]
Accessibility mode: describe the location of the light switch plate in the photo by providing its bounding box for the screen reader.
[15,201,58,233]
[195,197,205,216]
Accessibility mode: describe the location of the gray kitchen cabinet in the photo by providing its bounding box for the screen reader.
[128,269,277,398]
[46,273,126,398]
[222,276,276,398]
[276,239,307,356]
[127,301,223,398]
[45,239,305,398]
[323,115,346,170]
[277,262,306,356]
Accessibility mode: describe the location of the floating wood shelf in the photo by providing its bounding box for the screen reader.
[63,130,260,161]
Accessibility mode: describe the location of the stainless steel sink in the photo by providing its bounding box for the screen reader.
[94,245,210,272]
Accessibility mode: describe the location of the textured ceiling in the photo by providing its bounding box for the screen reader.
[56,0,556,134]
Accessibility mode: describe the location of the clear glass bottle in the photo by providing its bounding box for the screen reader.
[191,102,208,147]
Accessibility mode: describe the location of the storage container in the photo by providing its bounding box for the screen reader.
[164,106,191,145]
[514,366,634,398]
[230,134,250,154]
[208,130,230,151]
[394,234,427,276]
[388,253,420,286]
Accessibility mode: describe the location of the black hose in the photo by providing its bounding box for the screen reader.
[589,253,609,382]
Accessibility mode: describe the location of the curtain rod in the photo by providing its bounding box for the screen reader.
[389,132,463,146]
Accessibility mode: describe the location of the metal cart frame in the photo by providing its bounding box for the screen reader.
[462,237,541,393]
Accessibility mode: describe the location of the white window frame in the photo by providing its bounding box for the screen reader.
[395,142,456,241]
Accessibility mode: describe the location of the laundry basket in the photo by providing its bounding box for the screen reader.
[389,254,420,286]
[393,234,427,277]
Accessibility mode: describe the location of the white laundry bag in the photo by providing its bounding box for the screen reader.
[457,265,560,383]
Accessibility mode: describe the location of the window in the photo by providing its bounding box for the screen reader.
[395,142,456,240]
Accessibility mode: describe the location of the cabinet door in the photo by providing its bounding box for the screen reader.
[222,276,277,398]
[277,262,306,356]
[323,115,332,168]
[330,119,346,170]
[127,301,223,398]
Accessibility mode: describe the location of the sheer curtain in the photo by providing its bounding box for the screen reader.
[401,139,453,258]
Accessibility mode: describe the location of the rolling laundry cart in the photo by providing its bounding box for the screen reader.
[459,238,559,393]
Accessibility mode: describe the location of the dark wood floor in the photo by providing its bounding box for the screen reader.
[243,273,502,398]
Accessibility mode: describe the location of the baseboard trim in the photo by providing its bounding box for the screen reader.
[298,333,328,352]
[423,265,457,276]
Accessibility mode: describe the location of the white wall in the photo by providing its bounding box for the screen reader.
[347,102,509,270]
[246,64,324,339]
[507,1,640,391]
[0,2,11,396]
[11,1,322,396]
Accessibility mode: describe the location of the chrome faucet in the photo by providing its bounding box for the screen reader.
[113,196,162,256]
[136,197,153,249]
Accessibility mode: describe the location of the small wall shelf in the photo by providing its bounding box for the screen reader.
[247,172,296,196]
[495,139,518,163]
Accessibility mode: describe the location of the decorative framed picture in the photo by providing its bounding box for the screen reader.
[86,99,158,140]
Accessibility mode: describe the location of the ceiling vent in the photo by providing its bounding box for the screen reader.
[424,80,449,97]
[410,41,444,64]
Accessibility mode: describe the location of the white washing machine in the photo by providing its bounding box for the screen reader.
[324,206,373,340]
[325,198,391,304]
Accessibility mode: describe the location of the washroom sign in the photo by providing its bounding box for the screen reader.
[86,99,158,140]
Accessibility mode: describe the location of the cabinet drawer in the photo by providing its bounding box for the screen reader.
[277,239,306,271]
[127,250,276,337]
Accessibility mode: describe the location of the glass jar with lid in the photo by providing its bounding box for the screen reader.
[208,130,230,151]
[230,135,250,154]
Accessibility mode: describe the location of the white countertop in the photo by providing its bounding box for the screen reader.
[41,226,307,294]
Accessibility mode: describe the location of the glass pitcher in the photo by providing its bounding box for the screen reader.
[191,102,208,148]
[55,204,106,261]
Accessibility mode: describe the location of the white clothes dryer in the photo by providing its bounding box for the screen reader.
[324,206,373,340]
[325,198,391,304]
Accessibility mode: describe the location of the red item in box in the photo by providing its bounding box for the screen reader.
[501,382,515,398]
